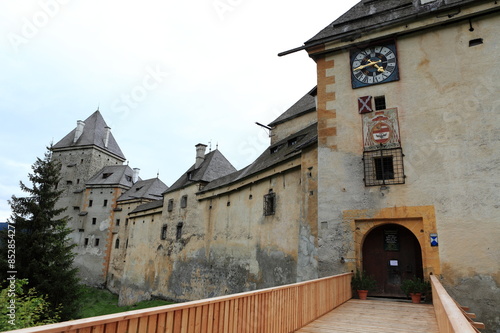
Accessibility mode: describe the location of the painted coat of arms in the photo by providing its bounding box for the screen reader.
[362,108,401,151]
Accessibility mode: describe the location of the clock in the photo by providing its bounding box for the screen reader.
[350,41,399,89]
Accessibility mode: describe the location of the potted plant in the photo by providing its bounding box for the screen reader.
[400,277,430,303]
[351,270,377,300]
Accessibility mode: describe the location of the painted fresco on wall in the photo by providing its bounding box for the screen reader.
[362,108,401,151]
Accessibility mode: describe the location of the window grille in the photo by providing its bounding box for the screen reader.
[263,190,276,216]
[363,147,405,186]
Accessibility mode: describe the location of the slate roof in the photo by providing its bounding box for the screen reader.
[129,199,164,214]
[199,123,318,193]
[52,111,126,161]
[268,87,317,127]
[86,165,138,187]
[118,178,168,202]
[280,0,490,56]
[164,150,237,194]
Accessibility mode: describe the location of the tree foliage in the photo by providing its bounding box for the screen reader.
[0,147,81,321]
[0,278,61,330]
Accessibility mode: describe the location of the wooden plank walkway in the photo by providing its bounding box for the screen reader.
[295,299,439,333]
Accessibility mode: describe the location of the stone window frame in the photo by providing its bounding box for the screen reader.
[161,224,168,240]
[180,195,188,208]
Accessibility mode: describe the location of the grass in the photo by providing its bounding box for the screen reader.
[78,285,174,319]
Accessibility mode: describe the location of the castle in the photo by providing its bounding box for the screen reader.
[51,1,499,330]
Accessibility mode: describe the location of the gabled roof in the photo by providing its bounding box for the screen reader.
[118,178,168,202]
[52,111,126,161]
[129,199,164,214]
[268,87,317,127]
[199,123,317,193]
[164,150,237,194]
[279,0,490,56]
[86,165,138,187]
[306,0,485,45]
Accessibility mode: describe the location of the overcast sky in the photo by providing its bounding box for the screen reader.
[0,0,359,221]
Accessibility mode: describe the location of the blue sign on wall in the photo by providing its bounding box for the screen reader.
[430,233,438,247]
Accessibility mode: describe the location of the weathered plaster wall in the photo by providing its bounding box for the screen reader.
[107,200,149,294]
[116,158,316,305]
[73,187,124,286]
[271,111,317,144]
[315,12,499,330]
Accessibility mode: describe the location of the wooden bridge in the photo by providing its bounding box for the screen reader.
[9,273,483,333]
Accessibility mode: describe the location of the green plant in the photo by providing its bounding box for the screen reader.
[400,277,430,296]
[351,270,377,291]
[0,279,61,330]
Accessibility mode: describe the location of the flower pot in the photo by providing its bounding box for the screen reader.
[410,293,422,304]
[357,290,369,300]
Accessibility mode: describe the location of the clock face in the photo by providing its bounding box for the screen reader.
[351,43,399,89]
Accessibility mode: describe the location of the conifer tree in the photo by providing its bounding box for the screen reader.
[0,147,81,321]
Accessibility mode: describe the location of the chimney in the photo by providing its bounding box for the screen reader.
[195,143,207,169]
[73,120,85,143]
[132,168,140,183]
[104,126,111,148]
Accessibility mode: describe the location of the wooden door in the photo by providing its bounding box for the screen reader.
[362,224,423,297]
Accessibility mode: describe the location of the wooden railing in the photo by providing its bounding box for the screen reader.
[10,273,352,333]
[430,275,484,333]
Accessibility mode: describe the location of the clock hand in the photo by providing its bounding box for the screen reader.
[373,63,385,72]
[353,59,381,71]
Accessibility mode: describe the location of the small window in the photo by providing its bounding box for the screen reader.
[89,200,93,207]
[176,222,183,240]
[374,156,394,180]
[116,219,120,226]
[125,218,129,226]
[92,218,97,225]
[102,173,113,179]
[66,180,73,185]
[103,199,108,207]
[77,179,80,184]
[374,96,386,110]
[161,225,168,240]
[84,238,89,246]
[181,195,188,208]
[95,238,100,247]
[115,239,120,249]
[270,144,283,154]
[264,190,276,216]
[125,175,132,182]
[167,199,174,212]
[363,148,405,186]
[187,172,193,180]
[469,38,483,47]
[288,135,305,147]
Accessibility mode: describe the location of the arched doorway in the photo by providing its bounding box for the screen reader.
[362,224,423,297]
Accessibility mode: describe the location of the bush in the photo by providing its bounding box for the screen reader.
[400,277,430,296]
[0,279,61,331]
[351,270,377,291]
